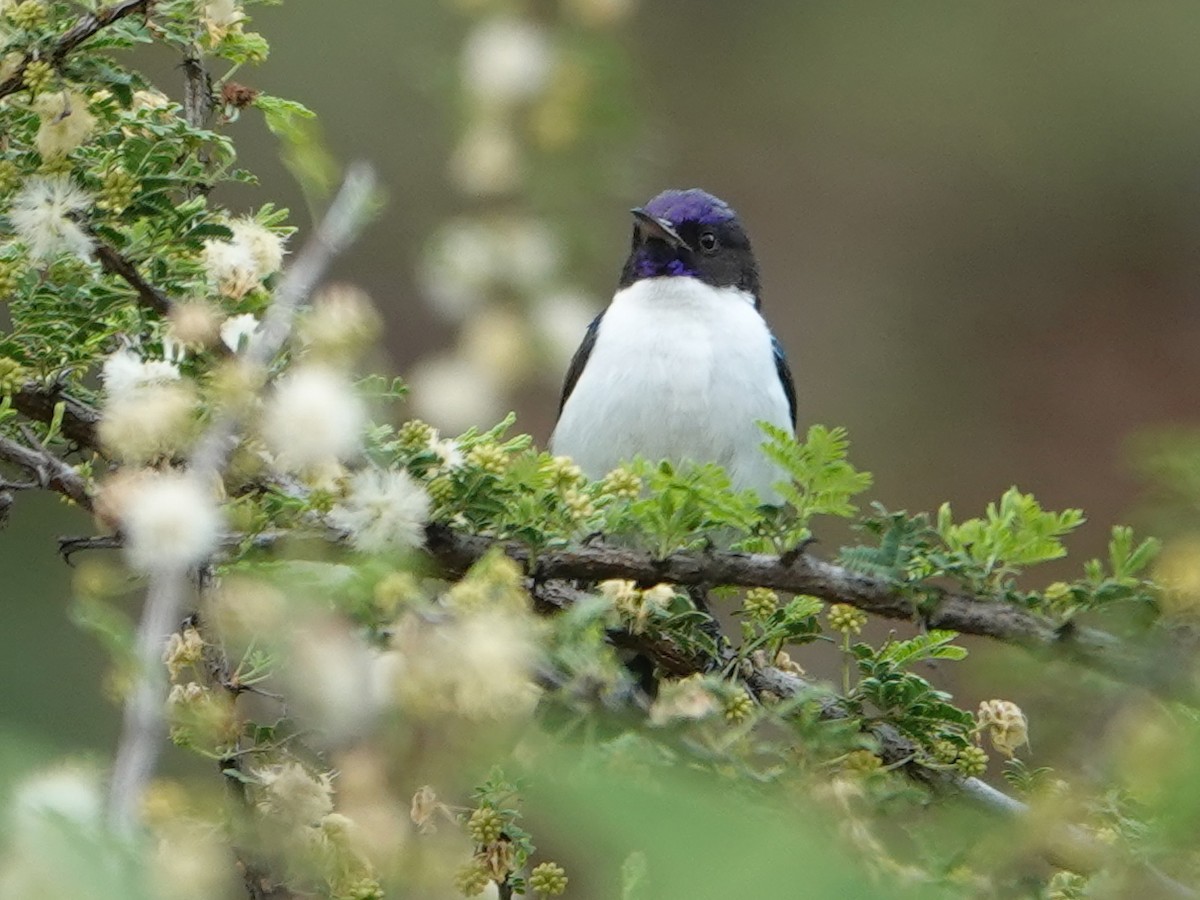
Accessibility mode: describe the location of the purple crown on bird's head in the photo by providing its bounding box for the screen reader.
[642,189,737,229]
[619,188,760,299]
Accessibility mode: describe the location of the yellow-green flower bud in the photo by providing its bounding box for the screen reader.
[22,59,54,95]
[467,806,504,845]
[0,159,20,193]
[334,877,385,900]
[453,861,491,897]
[827,603,867,635]
[9,1,47,30]
[562,487,594,520]
[427,476,456,506]
[98,168,137,212]
[397,418,434,452]
[543,454,583,488]
[955,745,989,778]
[601,466,641,500]
[0,358,23,396]
[374,571,420,617]
[528,861,568,896]
[724,689,754,724]
[466,442,507,476]
[743,587,779,620]
[843,749,883,775]
[930,739,959,765]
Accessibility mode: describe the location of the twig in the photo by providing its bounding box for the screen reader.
[105,164,379,835]
[0,0,154,99]
[92,241,173,315]
[0,432,93,511]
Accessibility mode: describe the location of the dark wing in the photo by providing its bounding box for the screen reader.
[772,334,797,428]
[557,311,605,416]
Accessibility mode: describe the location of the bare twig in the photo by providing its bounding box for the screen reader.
[0,432,92,511]
[92,241,173,315]
[105,164,379,835]
[0,0,154,99]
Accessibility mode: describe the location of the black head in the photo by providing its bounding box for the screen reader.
[618,188,761,304]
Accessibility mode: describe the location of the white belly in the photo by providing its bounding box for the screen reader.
[550,277,794,499]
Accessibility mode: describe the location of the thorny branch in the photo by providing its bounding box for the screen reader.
[0,0,154,99]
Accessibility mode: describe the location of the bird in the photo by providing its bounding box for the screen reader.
[550,188,796,500]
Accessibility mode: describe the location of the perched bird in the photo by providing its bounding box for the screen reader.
[550,188,796,498]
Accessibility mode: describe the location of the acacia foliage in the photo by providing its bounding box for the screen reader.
[1,3,1199,899]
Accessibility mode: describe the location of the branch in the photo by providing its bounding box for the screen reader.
[92,241,173,315]
[12,382,100,449]
[0,431,92,511]
[106,164,379,835]
[181,53,212,131]
[0,0,153,99]
[422,525,1193,705]
[57,519,1190,705]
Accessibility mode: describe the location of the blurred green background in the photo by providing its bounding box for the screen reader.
[7,1,1200,762]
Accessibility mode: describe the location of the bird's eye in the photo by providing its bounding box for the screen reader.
[698,231,718,253]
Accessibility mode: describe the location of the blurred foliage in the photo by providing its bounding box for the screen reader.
[3,2,1200,900]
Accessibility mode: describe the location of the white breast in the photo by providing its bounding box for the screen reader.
[550,277,794,499]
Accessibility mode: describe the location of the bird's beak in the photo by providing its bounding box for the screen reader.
[631,208,687,249]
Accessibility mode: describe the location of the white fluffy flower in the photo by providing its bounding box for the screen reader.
[328,468,430,554]
[34,91,96,158]
[203,0,245,42]
[119,471,222,573]
[202,219,284,299]
[253,762,333,826]
[10,765,103,840]
[230,217,286,277]
[9,174,93,261]
[99,382,195,462]
[462,17,554,105]
[387,608,539,720]
[430,437,465,474]
[202,238,258,300]
[101,347,181,399]
[262,366,366,471]
[219,312,262,353]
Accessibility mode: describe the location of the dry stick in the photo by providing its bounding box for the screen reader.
[105,164,379,833]
[0,0,153,99]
